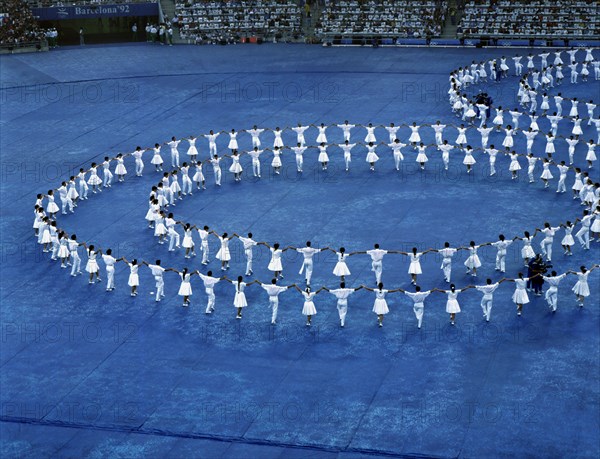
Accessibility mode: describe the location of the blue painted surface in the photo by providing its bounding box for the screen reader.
[0,43,599,458]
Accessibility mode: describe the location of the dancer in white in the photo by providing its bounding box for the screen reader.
[291,123,308,146]
[464,240,488,277]
[538,222,561,261]
[363,244,388,284]
[260,278,293,324]
[337,120,355,142]
[415,142,428,170]
[124,258,140,297]
[85,244,102,284]
[476,278,502,322]
[542,270,567,312]
[326,283,362,327]
[364,283,400,328]
[144,260,168,302]
[262,242,287,278]
[432,121,446,147]
[561,221,576,256]
[132,147,145,176]
[390,139,406,171]
[193,161,206,190]
[227,129,238,151]
[248,147,263,178]
[236,232,257,276]
[273,127,284,149]
[339,140,355,171]
[439,140,453,171]
[364,123,377,144]
[438,242,458,283]
[508,272,529,316]
[402,286,431,329]
[199,270,222,313]
[385,123,399,143]
[296,241,324,286]
[167,136,181,167]
[271,146,283,175]
[366,142,379,171]
[175,267,196,306]
[491,234,512,273]
[186,136,198,160]
[229,276,247,319]
[102,157,113,188]
[315,123,328,144]
[556,161,569,193]
[181,223,196,259]
[317,143,329,170]
[569,265,597,307]
[518,230,536,266]
[101,248,117,291]
[575,210,592,250]
[197,225,210,265]
[228,150,243,182]
[151,144,163,172]
[331,247,352,283]
[296,285,322,326]
[246,125,265,148]
[292,143,307,172]
[204,130,220,156]
[210,154,222,186]
[485,145,498,176]
[215,232,232,270]
[434,284,471,325]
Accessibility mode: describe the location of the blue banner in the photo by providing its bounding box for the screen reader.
[32,3,158,20]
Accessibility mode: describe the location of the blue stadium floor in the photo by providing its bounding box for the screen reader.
[1,43,599,458]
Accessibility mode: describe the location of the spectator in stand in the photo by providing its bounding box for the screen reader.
[0,0,44,47]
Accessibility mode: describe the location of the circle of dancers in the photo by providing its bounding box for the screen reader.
[33,47,600,329]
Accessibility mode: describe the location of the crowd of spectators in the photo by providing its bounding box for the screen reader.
[315,0,447,39]
[176,0,303,45]
[458,0,600,39]
[0,0,45,46]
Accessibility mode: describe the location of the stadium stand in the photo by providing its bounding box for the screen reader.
[175,0,304,45]
[0,0,45,49]
[315,0,448,41]
[458,0,600,40]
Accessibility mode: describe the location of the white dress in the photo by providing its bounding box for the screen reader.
[178,272,192,296]
[182,229,194,248]
[87,167,102,185]
[502,129,514,148]
[333,252,351,276]
[366,146,379,163]
[271,151,282,167]
[193,164,204,182]
[273,130,284,148]
[409,126,420,143]
[228,132,238,150]
[445,290,461,313]
[316,127,328,144]
[268,248,283,271]
[302,291,317,315]
[57,238,69,258]
[521,237,535,258]
[572,272,590,297]
[509,154,521,171]
[540,163,553,180]
[234,282,248,308]
[128,264,139,287]
[463,150,476,165]
[591,214,600,233]
[115,157,127,175]
[85,250,99,273]
[587,145,597,162]
[561,226,575,246]
[372,289,389,315]
[464,246,481,269]
[512,278,530,304]
[408,253,422,275]
[151,148,163,165]
[154,216,167,236]
[416,146,428,163]
[216,237,231,261]
[187,138,198,157]
[229,156,243,173]
[364,127,377,143]
[318,146,329,163]
[46,195,59,214]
